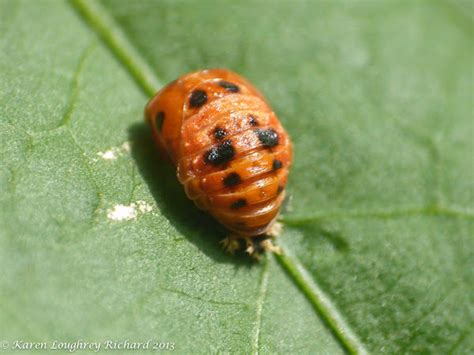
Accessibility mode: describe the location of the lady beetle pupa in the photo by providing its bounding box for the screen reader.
[145,69,292,258]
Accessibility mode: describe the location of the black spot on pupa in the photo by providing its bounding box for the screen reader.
[218,80,240,93]
[272,159,283,171]
[223,172,241,187]
[277,185,284,194]
[255,128,279,148]
[230,198,247,209]
[204,139,235,165]
[155,111,165,131]
[213,127,227,140]
[248,114,259,126]
[189,89,208,108]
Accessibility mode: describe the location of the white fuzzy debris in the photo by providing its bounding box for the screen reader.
[136,200,153,213]
[98,149,117,160]
[107,200,153,221]
[107,204,136,221]
[121,141,131,153]
[97,141,131,161]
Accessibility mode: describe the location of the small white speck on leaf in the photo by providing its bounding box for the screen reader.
[98,150,117,160]
[121,141,131,153]
[97,141,131,161]
[107,200,153,221]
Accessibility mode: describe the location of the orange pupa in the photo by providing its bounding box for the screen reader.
[145,69,292,257]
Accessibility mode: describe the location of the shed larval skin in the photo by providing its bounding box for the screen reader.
[145,69,292,254]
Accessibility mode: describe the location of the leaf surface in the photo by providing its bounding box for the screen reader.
[1,0,472,354]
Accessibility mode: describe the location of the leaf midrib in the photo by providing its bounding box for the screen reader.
[70,0,161,97]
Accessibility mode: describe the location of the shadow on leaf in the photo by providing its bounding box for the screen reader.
[128,122,255,266]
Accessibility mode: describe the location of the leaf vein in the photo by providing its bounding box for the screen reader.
[275,248,369,355]
[57,42,96,129]
[252,259,269,355]
[66,128,103,223]
[70,0,162,97]
[280,205,474,226]
[159,286,248,307]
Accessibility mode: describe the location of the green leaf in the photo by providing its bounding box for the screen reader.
[1,0,472,354]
